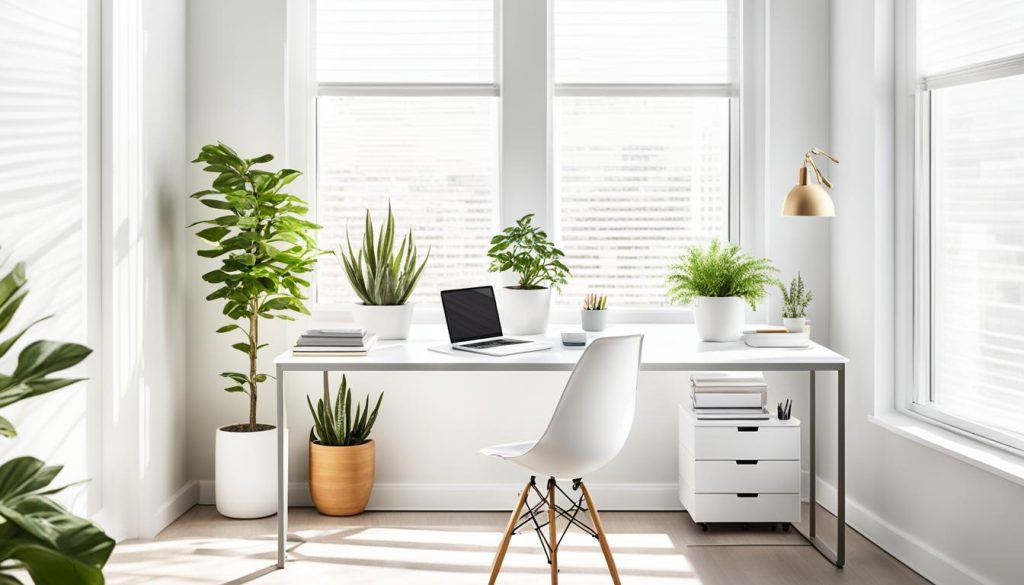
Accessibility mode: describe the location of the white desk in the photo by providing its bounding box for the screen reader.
[273,324,849,568]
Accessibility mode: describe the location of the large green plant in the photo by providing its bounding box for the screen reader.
[667,239,780,310]
[308,374,383,447]
[487,214,571,290]
[0,260,114,584]
[191,143,323,431]
[340,205,428,306]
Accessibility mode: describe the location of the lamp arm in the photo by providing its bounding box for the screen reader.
[803,148,839,190]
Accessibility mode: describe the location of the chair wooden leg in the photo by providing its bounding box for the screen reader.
[548,477,559,585]
[579,481,621,585]
[488,479,533,585]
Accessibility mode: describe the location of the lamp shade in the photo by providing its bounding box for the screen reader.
[782,167,835,217]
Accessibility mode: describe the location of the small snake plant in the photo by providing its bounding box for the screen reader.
[340,203,429,305]
[308,373,383,447]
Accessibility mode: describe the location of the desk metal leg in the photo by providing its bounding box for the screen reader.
[797,368,845,568]
[277,365,287,569]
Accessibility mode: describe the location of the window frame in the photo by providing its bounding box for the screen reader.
[289,0,761,324]
[895,0,1024,454]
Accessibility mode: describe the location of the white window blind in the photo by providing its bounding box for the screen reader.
[913,1,1024,449]
[314,0,498,307]
[554,0,736,308]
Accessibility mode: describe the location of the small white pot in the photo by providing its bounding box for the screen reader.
[352,303,415,340]
[498,287,551,335]
[693,296,745,342]
[580,309,608,332]
[215,424,283,519]
[783,317,806,332]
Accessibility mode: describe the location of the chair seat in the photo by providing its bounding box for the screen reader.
[480,441,535,460]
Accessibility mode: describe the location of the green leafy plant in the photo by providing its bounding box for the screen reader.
[667,239,780,310]
[0,259,114,584]
[191,142,324,432]
[308,374,383,447]
[487,214,571,290]
[340,204,429,306]
[582,293,608,311]
[780,273,813,318]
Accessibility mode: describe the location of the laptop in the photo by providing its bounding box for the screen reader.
[440,286,552,356]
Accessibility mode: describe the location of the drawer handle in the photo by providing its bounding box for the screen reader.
[737,493,759,498]
[737,426,759,432]
[735,460,758,465]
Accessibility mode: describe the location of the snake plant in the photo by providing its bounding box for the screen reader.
[308,374,383,447]
[340,204,429,305]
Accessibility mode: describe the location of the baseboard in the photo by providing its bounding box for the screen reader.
[197,480,682,510]
[145,480,199,538]
[812,476,994,585]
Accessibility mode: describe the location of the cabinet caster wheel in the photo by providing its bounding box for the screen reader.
[741,523,750,531]
[698,522,708,532]
[783,523,791,533]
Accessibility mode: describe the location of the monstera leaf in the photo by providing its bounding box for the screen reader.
[0,257,112,583]
[0,458,114,584]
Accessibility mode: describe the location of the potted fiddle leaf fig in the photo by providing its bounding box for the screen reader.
[307,374,383,516]
[191,142,323,519]
[486,213,571,334]
[667,239,780,342]
[0,256,115,583]
[340,204,429,340]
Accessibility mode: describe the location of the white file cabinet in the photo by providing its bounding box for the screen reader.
[679,405,801,529]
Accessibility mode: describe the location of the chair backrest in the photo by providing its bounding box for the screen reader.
[530,334,644,478]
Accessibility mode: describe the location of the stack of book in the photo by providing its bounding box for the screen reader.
[293,328,377,357]
[690,372,769,420]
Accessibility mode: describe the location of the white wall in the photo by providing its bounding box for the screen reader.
[828,1,1024,584]
[183,0,833,510]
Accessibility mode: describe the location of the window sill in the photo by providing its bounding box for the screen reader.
[870,411,1024,487]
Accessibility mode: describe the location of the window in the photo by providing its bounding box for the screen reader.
[310,0,740,312]
[554,0,737,307]
[314,0,498,306]
[906,0,1024,450]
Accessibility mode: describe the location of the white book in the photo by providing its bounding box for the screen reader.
[693,407,769,420]
[690,371,767,388]
[691,391,766,409]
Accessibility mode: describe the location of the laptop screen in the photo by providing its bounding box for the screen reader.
[440,286,503,343]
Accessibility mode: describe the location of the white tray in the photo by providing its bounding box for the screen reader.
[743,329,810,348]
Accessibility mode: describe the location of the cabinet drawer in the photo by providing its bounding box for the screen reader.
[691,493,800,523]
[694,460,800,493]
[694,426,799,460]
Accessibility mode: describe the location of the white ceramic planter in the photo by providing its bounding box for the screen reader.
[215,425,283,519]
[580,309,608,332]
[783,317,806,332]
[352,303,414,340]
[693,296,745,342]
[498,287,551,335]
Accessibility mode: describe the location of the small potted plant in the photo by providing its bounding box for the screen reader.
[308,374,383,516]
[487,213,571,334]
[779,273,813,332]
[581,292,608,332]
[667,239,780,342]
[191,143,322,519]
[340,203,429,340]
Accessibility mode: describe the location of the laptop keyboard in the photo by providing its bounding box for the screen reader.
[463,338,530,349]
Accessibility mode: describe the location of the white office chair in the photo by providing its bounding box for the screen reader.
[481,334,644,585]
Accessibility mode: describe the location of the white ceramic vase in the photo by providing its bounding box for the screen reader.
[215,425,283,519]
[352,303,415,340]
[498,287,551,335]
[580,309,608,332]
[783,317,806,332]
[693,296,745,342]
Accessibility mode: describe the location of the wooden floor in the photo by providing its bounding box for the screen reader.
[107,505,930,584]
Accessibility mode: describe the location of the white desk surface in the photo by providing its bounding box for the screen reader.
[275,324,848,372]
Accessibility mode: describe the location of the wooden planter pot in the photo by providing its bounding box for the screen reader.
[309,439,375,516]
